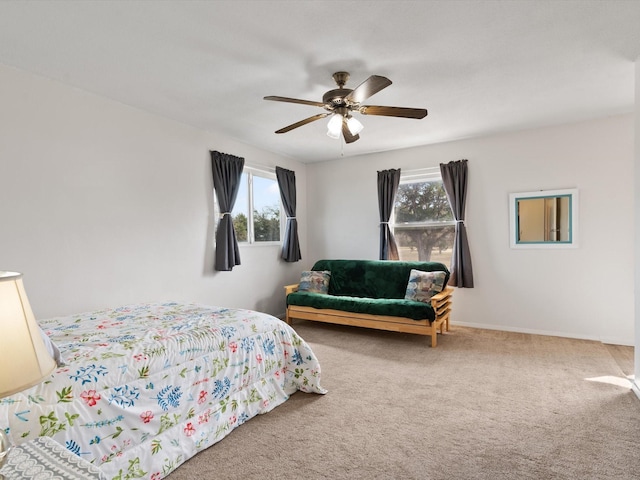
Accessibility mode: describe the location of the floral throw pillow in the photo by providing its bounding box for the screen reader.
[299,270,331,294]
[404,269,447,303]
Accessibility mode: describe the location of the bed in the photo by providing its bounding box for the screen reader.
[0,302,326,479]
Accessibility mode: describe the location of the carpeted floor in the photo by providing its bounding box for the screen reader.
[167,322,639,480]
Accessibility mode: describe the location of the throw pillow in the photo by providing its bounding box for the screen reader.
[298,270,331,294]
[404,269,447,303]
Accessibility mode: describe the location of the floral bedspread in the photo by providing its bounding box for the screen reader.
[0,302,326,479]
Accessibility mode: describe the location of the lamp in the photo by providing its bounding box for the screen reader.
[0,271,56,469]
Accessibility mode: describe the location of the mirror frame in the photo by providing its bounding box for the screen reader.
[509,188,579,249]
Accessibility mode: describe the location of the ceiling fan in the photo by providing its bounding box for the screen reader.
[264,71,428,144]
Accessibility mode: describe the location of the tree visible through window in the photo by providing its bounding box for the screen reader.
[225,168,282,244]
[392,173,455,265]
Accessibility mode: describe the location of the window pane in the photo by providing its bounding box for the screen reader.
[252,175,280,242]
[393,177,454,266]
[395,225,455,263]
[395,181,453,223]
[216,170,282,245]
[232,173,248,243]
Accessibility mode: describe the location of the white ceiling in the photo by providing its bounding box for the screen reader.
[1,1,640,163]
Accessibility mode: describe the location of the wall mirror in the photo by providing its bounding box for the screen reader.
[509,188,578,248]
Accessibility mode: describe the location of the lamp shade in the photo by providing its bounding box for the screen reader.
[0,272,55,397]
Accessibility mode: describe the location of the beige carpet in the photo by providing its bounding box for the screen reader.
[167,323,639,480]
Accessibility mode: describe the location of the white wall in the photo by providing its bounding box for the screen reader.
[308,115,635,345]
[1,63,634,346]
[0,64,307,319]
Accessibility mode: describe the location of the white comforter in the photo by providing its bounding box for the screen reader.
[0,302,326,479]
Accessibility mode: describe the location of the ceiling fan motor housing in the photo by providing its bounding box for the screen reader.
[322,88,353,109]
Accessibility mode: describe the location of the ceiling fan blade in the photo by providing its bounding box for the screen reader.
[341,119,360,144]
[344,75,392,105]
[359,105,428,119]
[264,95,326,108]
[275,113,330,134]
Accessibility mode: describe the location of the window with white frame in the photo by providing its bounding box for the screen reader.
[217,167,282,244]
[392,169,455,266]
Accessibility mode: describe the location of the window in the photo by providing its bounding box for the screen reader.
[219,167,282,244]
[392,170,455,266]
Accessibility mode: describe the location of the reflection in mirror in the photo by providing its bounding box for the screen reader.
[509,189,578,249]
[517,196,570,242]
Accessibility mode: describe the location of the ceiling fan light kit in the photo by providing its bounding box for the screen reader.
[264,71,428,144]
[326,113,343,138]
[346,115,364,135]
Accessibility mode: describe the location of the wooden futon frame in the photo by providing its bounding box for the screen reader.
[284,285,454,348]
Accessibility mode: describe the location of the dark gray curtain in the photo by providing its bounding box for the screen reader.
[211,151,244,271]
[275,166,301,262]
[377,168,401,260]
[440,159,474,287]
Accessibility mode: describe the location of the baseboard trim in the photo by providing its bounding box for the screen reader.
[600,336,635,347]
[439,321,634,346]
[281,314,633,347]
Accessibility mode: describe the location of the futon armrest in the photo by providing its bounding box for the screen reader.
[431,286,453,321]
[431,286,453,304]
[284,283,299,296]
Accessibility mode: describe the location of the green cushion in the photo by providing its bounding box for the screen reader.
[287,291,436,321]
[310,259,450,299]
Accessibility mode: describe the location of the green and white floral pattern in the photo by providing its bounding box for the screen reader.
[0,302,326,479]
